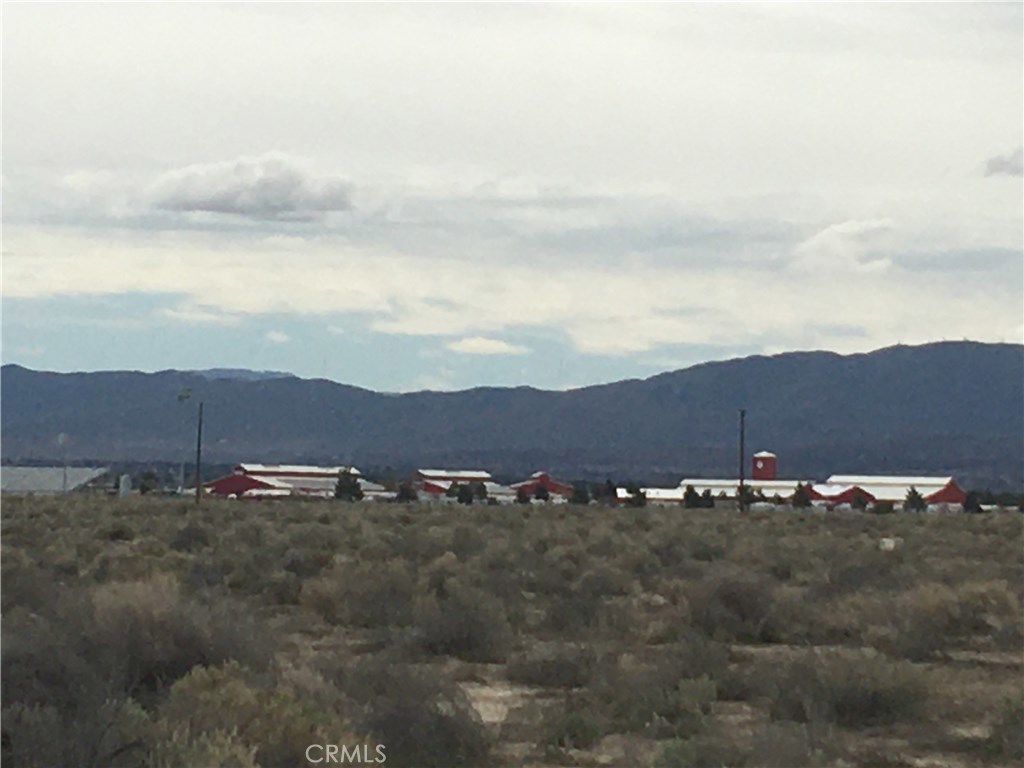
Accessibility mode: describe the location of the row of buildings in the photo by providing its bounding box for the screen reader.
[0,452,968,509]
[203,464,575,503]
[621,451,967,507]
[200,452,967,508]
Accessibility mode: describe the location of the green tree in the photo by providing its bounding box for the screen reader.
[683,485,702,509]
[602,479,617,505]
[472,481,488,502]
[533,485,550,502]
[850,491,869,511]
[701,489,715,508]
[623,483,646,508]
[457,483,476,505]
[396,481,418,503]
[446,482,461,499]
[904,486,926,512]
[963,490,982,513]
[570,484,590,505]
[335,470,364,501]
[139,469,160,495]
[736,484,757,508]
[515,487,531,505]
[791,484,812,509]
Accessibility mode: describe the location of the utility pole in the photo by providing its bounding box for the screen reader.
[738,409,746,512]
[194,402,204,505]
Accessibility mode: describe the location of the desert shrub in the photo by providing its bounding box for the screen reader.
[876,583,962,661]
[101,524,135,542]
[871,580,1020,661]
[812,546,909,598]
[89,575,273,697]
[748,722,818,767]
[955,580,1021,637]
[2,697,152,768]
[301,559,415,628]
[149,725,257,768]
[542,586,606,635]
[769,651,928,728]
[339,660,491,768]
[689,537,725,562]
[578,564,632,598]
[281,547,329,579]
[414,580,512,662]
[588,650,718,738]
[451,524,485,559]
[653,728,749,768]
[984,696,1024,763]
[506,644,596,689]
[169,522,209,552]
[689,568,779,642]
[156,662,347,768]
[543,697,606,750]
[3,572,272,729]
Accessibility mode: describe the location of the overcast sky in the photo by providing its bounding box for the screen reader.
[3,4,1021,391]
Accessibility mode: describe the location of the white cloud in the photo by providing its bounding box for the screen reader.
[147,153,352,220]
[160,303,240,325]
[985,147,1024,177]
[4,226,1021,361]
[265,330,290,344]
[792,219,895,273]
[446,337,530,356]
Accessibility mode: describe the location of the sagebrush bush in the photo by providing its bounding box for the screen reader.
[689,568,779,642]
[414,580,512,663]
[653,728,749,768]
[156,661,349,768]
[543,697,606,750]
[769,651,928,728]
[586,648,718,738]
[338,660,492,768]
[301,559,415,627]
[985,696,1024,763]
[506,644,596,689]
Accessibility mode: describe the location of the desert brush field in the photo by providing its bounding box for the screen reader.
[2,496,1022,768]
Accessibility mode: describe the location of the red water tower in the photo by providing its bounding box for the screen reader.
[752,451,777,481]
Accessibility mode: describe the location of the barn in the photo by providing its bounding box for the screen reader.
[511,471,574,499]
[205,463,362,499]
[824,475,966,505]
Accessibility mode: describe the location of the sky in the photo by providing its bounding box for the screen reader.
[2,3,1021,392]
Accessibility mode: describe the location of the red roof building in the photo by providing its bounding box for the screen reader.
[511,471,574,498]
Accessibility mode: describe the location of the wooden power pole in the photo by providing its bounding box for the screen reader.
[738,408,746,512]
[194,402,204,505]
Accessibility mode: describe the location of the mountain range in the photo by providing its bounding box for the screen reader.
[2,341,1021,489]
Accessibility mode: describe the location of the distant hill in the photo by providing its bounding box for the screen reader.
[2,342,1021,489]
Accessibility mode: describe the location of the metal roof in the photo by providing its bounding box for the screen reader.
[827,474,954,487]
[484,482,515,495]
[1,466,108,494]
[237,463,361,476]
[753,451,777,458]
[642,487,687,502]
[811,483,859,497]
[417,469,492,480]
[679,479,812,495]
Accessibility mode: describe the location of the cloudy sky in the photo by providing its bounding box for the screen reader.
[3,4,1021,391]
